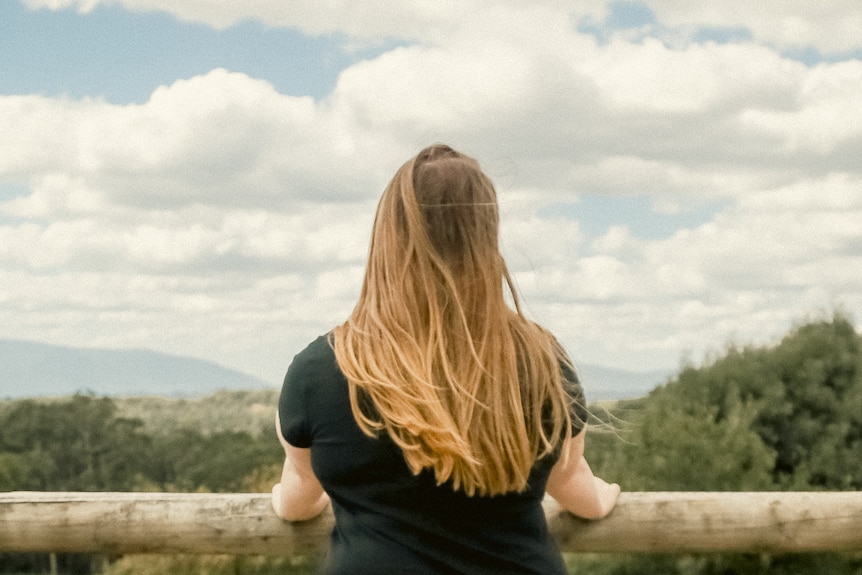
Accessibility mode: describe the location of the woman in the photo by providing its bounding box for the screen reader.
[273,145,619,574]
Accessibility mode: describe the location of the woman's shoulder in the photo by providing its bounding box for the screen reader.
[285,332,341,382]
[297,332,335,358]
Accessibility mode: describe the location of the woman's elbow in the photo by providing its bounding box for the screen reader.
[272,482,329,521]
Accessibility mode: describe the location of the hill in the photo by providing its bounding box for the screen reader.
[0,339,270,399]
[576,363,670,401]
[0,339,669,400]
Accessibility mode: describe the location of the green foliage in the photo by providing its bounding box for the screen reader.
[566,552,862,575]
[0,452,42,491]
[101,554,322,575]
[0,394,153,491]
[147,428,281,492]
[593,313,862,493]
[0,391,283,494]
[753,317,862,489]
[2,315,860,574]
[113,389,279,437]
[614,395,776,491]
[669,314,861,490]
[581,313,862,575]
[0,391,285,573]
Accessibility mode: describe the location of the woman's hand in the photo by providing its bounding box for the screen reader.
[586,475,621,519]
[546,429,620,520]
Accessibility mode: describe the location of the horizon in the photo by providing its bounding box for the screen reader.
[1,0,860,386]
[0,338,671,401]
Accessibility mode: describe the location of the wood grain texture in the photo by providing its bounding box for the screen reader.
[1,491,861,555]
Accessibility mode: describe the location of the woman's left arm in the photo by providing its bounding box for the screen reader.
[272,412,330,521]
[546,427,620,520]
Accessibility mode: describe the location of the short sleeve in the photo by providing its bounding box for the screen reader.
[560,359,589,437]
[278,353,312,448]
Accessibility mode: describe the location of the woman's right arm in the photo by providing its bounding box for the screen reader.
[545,428,620,520]
[272,412,330,521]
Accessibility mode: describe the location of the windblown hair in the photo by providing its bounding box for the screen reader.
[332,144,573,497]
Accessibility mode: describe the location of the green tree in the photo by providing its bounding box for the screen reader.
[754,316,862,489]
[0,394,153,491]
[580,314,862,575]
[0,452,40,491]
[604,314,862,493]
[148,428,281,492]
[615,394,776,491]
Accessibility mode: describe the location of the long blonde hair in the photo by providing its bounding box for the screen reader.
[332,145,573,496]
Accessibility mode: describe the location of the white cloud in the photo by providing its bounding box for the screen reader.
[3,0,862,383]
[648,1,862,55]
[499,166,862,373]
[0,203,374,273]
[22,0,862,56]
[8,6,860,204]
[739,60,862,156]
[0,69,396,214]
[583,39,803,113]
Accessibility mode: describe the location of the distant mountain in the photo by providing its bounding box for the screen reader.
[0,339,269,399]
[576,363,671,401]
[0,339,670,400]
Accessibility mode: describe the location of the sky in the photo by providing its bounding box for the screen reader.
[2,0,861,393]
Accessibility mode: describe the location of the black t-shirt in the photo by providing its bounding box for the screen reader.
[279,334,588,575]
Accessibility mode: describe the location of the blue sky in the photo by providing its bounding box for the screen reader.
[0,0,692,243]
[539,197,726,241]
[1,0,861,393]
[1,2,359,102]
[13,1,850,105]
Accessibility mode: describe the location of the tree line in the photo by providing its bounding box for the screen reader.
[577,313,862,575]
[0,394,286,574]
[1,314,860,574]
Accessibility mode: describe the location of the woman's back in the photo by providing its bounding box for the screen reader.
[332,145,574,497]
[280,335,584,574]
[271,145,619,574]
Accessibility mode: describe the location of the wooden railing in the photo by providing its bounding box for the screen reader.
[1,491,861,555]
